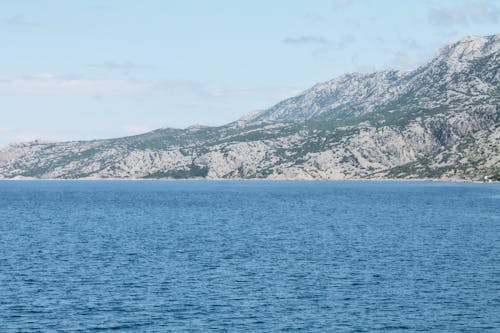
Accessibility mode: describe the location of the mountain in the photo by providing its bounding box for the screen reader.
[1,34,499,181]
[247,35,498,122]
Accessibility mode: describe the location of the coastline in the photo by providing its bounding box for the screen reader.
[0,176,492,184]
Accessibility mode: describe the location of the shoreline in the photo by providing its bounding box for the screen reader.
[0,177,493,184]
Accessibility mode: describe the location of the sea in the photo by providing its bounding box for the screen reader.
[0,180,499,332]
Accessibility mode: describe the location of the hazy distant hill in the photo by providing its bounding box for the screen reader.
[1,34,499,181]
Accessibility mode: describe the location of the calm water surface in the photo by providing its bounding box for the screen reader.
[0,181,499,332]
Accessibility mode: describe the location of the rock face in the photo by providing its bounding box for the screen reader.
[1,34,499,181]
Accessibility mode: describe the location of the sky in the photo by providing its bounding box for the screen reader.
[0,0,499,145]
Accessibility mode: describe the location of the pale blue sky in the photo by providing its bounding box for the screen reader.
[0,0,499,145]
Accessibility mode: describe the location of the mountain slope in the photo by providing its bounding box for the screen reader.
[0,34,499,181]
[246,34,498,123]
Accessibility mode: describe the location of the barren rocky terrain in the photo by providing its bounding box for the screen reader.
[1,34,498,181]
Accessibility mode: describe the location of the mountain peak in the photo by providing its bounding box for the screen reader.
[245,34,499,123]
[434,34,499,66]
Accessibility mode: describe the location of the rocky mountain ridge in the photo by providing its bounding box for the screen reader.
[247,34,498,123]
[1,34,499,181]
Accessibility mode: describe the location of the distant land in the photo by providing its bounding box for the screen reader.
[1,34,498,181]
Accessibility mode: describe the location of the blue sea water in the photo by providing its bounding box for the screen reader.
[0,180,499,332]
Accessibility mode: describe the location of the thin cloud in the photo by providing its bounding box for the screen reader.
[466,1,500,22]
[0,128,40,146]
[282,35,330,46]
[428,1,499,26]
[85,5,112,11]
[312,34,356,56]
[0,128,13,135]
[388,51,417,70]
[88,61,156,71]
[302,13,328,24]
[153,79,213,99]
[0,15,39,27]
[334,0,354,7]
[282,33,355,56]
[123,125,151,135]
[0,74,213,99]
[0,74,144,94]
